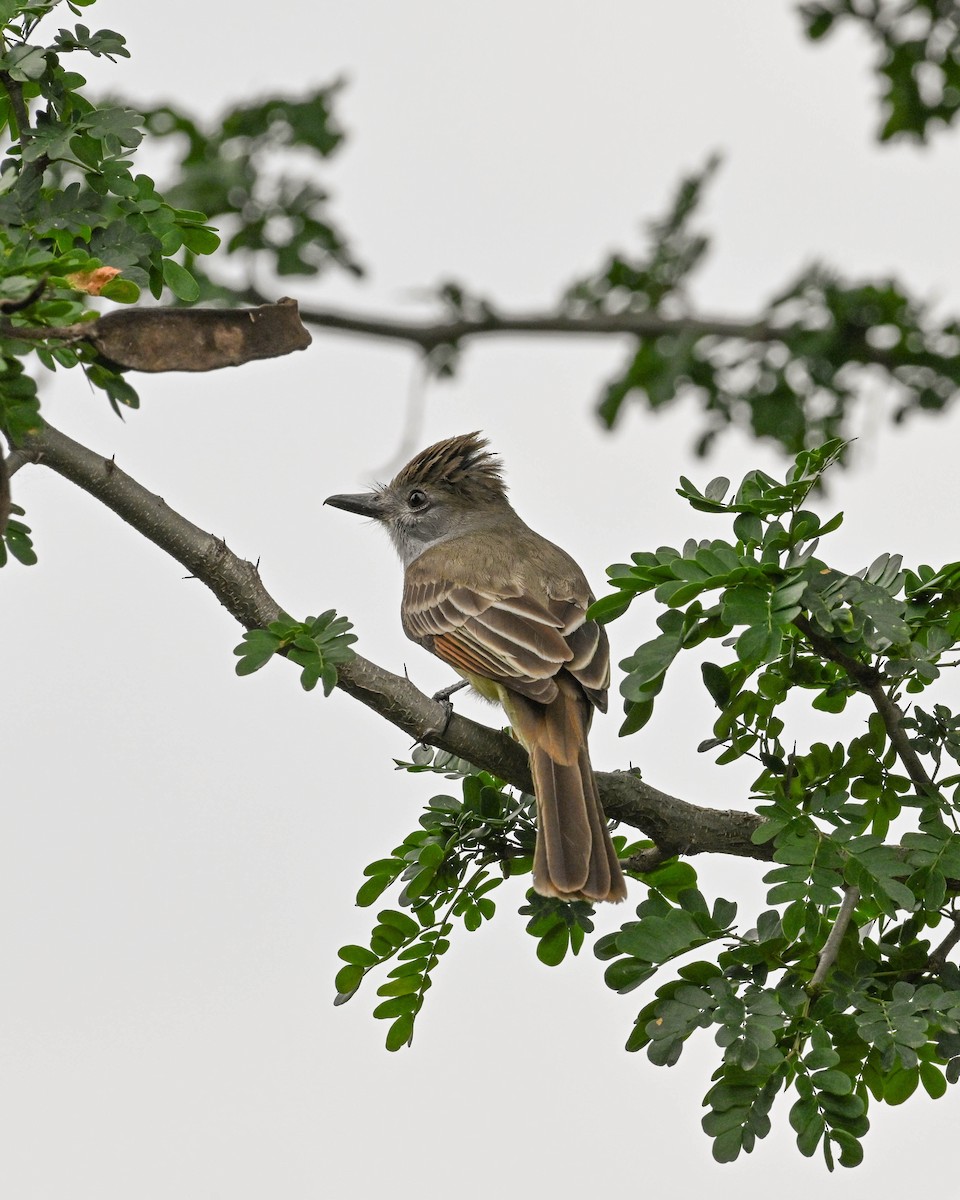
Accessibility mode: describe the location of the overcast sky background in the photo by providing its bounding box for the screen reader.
[4,2,960,1196]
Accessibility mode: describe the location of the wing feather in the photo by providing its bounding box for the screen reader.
[402,565,608,710]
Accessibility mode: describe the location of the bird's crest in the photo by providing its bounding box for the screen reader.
[390,432,508,502]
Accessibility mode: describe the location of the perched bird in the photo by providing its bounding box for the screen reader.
[325,432,627,903]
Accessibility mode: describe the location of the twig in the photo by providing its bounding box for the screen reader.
[0,278,47,315]
[0,69,49,177]
[927,915,960,975]
[864,682,938,799]
[0,69,33,146]
[794,615,939,800]
[12,419,774,864]
[293,303,776,352]
[0,448,9,534]
[623,845,676,874]
[0,320,90,342]
[808,886,860,993]
[217,286,911,373]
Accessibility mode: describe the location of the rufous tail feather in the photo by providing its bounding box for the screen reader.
[505,679,627,903]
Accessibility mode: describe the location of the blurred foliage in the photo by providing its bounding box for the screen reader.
[343,442,960,1166]
[361,158,960,459]
[561,160,960,457]
[70,11,955,463]
[139,84,362,299]
[2,2,955,480]
[799,0,960,140]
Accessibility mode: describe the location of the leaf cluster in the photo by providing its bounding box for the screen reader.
[334,757,530,1049]
[0,0,223,544]
[0,498,34,565]
[800,0,960,141]
[562,162,960,456]
[339,441,960,1167]
[580,440,960,1165]
[139,84,361,301]
[233,610,356,695]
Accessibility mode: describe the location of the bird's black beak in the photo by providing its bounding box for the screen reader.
[323,491,385,519]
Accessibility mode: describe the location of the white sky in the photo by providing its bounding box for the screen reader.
[4,2,960,1196]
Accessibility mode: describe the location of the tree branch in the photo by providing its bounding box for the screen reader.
[0,447,9,533]
[808,886,860,994]
[794,615,939,799]
[0,69,50,177]
[292,302,776,352]
[927,915,960,976]
[223,295,902,376]
[12,419,771,865]
[0,69,33,147]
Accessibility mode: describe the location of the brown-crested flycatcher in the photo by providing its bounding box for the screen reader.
[325,432,627,903]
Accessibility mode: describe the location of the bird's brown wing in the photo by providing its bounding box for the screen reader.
[402,570,608,709]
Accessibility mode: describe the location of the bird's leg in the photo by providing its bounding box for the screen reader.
[421,678,469,740]
[432,678,470,704]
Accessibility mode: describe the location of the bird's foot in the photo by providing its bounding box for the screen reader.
[421,678,469,740]
[432,678,469,704]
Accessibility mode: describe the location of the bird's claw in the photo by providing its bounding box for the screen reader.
[421,678,469,740]
[432,678,469,704]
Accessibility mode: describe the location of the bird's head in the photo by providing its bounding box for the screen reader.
[324,431,512,565]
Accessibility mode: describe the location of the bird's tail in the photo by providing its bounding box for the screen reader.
[505,677,627,903]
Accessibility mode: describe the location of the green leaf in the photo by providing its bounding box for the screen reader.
[883,1066,919,1105]
[710,1127,744,1163]
[384,1012,415,1052]
[736,623,780,665]
[334,963,363,997]
[161,258,200,301]
[2,43,47,82]
[617,908,707,962]
[356,875,392,907]
[536,922,570,966]
[733,512,763,544]
[99,277,140,303]
[620,632,679,691]
[180,224,221,255]
[704,475,730,502]
[831,1130,864,1169]
[377,908,419,939]
[588,591,633,624]
[812,1070,852,1096]
[796,1111,825,1158]
[701,662,731,707]
[233,629,280,675]
[722,583,770,628]
[920,1062,947,1100]
[338,944,378,967]
[603,957,655,993]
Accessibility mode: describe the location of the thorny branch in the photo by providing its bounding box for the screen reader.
[6,420,770,868]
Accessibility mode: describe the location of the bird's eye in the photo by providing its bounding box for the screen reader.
[408,489,429,509]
